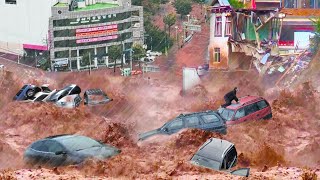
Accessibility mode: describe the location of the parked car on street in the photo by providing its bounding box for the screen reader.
[138,110,226,141]
[146,50,162,56]
[217,96,272,125]
[24,134,121,167]
[190,138,250,177]
[84,89,113,106]
[140,56,155,64]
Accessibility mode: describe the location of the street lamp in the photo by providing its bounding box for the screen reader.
[175,26,178,41]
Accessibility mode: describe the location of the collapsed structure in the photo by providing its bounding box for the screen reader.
[207,0,285,72]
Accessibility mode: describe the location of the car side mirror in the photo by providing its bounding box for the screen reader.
[55,151,67,155]
[230,168,250,177]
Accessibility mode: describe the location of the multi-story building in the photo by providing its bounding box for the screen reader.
[0,0,55,54]
[207,0,283,70]
[49,0,144,71]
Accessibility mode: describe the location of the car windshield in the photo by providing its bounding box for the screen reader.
[218,108,235,121]
[49,86,73,100]
[58,136,102,151]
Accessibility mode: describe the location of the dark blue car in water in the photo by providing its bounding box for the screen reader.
[24,134,121,167]
[13,84,41,101]
[138,110,227,141]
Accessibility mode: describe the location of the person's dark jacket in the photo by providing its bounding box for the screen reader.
[224,89,238,102]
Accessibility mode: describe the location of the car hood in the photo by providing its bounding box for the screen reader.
[76,146,120,159]
[138,129,161,141]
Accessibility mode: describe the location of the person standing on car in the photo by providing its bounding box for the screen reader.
[221,87,239,108]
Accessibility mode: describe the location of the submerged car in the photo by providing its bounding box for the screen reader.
[14,84,53,101]
[48,84,81,103]
[14,84,113,108]
[84,89,113,106]
[24,134,120,167]
[139,110,226,141]
[190,138,250,177]
[218,96,272,125]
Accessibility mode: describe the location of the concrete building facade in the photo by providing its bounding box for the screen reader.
[49,0,144,71]
[0,0,57,53]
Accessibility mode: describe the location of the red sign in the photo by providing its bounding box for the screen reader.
[76,35,118,44]
[76,24,118,33]
[76,29,118,37]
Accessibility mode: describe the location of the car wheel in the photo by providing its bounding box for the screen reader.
[26,89,35,98]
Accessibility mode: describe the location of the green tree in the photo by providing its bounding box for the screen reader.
[108,45,122,72]
[163,13,176,37]
[173,0,192,18]
[229,0,245,9]
[132,43,146,61]
[81,52,90,66]
[310,17,320,53]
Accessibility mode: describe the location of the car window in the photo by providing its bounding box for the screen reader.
[43,141,65,153]
[184,116,200,127]
[70,86,81,95]
[31,141,47,151]
[234,108,245,119]
[201,114,220,123]
[244,103,259,115]
[256,100,268,110]
[222,146,237,170]
[220,109,235,121]
[34,94,48,101]
[168,119,183,130]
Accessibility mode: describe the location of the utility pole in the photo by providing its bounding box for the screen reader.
[89,52,91,75]
[121,40,124,68]
[130,49,133,73]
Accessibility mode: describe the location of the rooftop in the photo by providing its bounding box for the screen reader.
[54,2,68,7]
[281,8,320,17]
[75,3,119,11]
[226,95,263,110]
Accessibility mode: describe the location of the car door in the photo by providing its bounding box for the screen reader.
[184,116,201,129]
[29,140,49,164]
[256,100,271,119]
[166,119,184,134]
[43,140,67,166]
[244,103,260,122]
[231,108,246,125]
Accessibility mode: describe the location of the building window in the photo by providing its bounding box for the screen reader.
[214,48,220,62]
[5,0,16,4]
[215,16,222,37]
[225,16,232,36]
[284,0,296,8]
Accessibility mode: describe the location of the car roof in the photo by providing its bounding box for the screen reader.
[195,138,234,162]
[177,110,217,118]
[225,95,265,110]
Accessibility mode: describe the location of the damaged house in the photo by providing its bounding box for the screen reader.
[207,0,284,72]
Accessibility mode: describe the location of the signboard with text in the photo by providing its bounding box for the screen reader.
[76,35,118,44]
